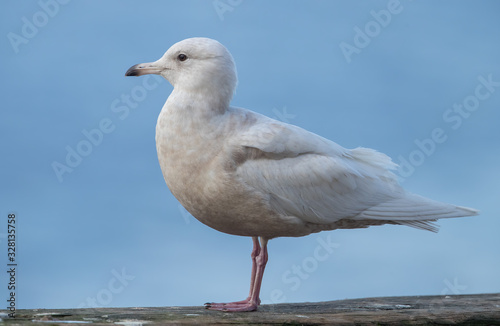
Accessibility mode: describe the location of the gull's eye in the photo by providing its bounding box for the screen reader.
[178,53,188,61]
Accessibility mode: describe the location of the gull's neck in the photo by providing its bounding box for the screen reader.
[166,87,231,117]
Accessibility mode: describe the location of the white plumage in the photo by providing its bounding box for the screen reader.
[125,37,478,311]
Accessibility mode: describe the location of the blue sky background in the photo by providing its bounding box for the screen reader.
[1,0,499,309]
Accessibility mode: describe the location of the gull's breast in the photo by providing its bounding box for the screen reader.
[154,106,316,238]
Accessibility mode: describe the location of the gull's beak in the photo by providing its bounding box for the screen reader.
[125,62,162,76]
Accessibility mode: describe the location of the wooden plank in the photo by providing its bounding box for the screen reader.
[3,293,500,325]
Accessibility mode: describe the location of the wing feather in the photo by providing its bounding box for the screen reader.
[230,111,478,231]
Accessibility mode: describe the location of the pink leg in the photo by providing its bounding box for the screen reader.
[206,237,260,308]
[205,237,268,312]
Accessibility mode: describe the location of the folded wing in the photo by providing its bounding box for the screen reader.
[232,112,478,232]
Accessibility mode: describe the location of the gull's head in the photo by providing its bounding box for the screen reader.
[125,37,237,103]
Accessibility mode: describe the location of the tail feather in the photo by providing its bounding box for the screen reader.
[356,192,479,232]
[397,220,440,233]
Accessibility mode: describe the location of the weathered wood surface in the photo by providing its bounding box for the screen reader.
[3,293,500,325]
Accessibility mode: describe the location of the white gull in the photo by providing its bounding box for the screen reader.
[125,37,478,311]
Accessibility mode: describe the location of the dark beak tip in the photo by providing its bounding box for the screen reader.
[125,64,140,77]
[125,70,138,77]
